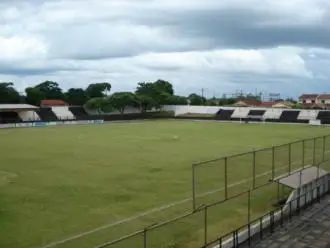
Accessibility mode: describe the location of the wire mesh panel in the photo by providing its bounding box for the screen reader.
[255,148,274,187]
[304,138,315,166]
[227,153,253,197]
[193,158,225,208]
[273,144,290,178]
[205,192,249,245]
[315,136,325,165]
[290,141,304,172]
[319,158,330,172]
[325,135,330,160]
[96,231,144,248]
[250,183,278,220]
[145,210,205,248]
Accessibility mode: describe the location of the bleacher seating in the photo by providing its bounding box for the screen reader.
[69,107,88,119]
[317,111,330,124]
[231,108,250,121]
[263,109,283,122]
[36,108,58,122]
[18,111,40,122]
[51,106,75,120]
[0,112,22,123]
[279,111,304,123]
[69,107,96,120]
[215,109,234,120]
[298,110,319,121]
[248,110,265,116]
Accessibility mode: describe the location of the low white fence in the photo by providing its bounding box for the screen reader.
[0,120,104,129]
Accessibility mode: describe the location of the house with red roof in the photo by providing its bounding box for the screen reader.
[298,94,319,104]
[316,94,330,105]
[299,93,330,109]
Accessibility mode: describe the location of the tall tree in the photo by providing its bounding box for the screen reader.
[65,88,87,106]
[34,81,64,100]
[85,97,109,114]
[25,87,45,105]
[188,93,206,105]
[86,82,111,98]
[0,82,21,103]
[133,94,156,112]
[166,95,187,105]
[153,79,174,95]
[135,80,174,109]
[109,92,135,114]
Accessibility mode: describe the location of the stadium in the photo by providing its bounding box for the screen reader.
[1,95,330,248]
[2,0,330,247]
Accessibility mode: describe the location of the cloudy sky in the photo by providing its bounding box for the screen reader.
[0,0,330,98]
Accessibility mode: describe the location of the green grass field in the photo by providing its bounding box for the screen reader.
[1,120,330,248]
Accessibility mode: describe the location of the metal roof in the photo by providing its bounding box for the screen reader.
[278,166,328,189]
[0,104,39,111]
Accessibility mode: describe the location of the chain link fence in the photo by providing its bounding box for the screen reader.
[94,134,330,248]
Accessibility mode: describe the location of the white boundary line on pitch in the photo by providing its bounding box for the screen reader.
[38,151,330,248]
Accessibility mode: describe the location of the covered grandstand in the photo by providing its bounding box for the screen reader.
[0,104,40,123]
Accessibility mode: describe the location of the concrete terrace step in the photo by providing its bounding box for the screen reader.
[252,196,330,248]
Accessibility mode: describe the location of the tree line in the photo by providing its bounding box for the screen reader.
[1,80,300,114]
[1,80,234,114]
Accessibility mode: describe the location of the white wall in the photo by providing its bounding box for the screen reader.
[263,109,283,119]
[51,106,75,120]
[298,110,319,120]
[84,106,144,115]
[18,111,40,121]
[231,108,250,118]
[163,105,221,116]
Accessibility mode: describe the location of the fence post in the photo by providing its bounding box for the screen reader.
[248,223,251,247]
[313,138,316,165]
[253,151,256,189]
[204,206,208,245]
[225,157,228,200]
[272,146,275,180]
[277,181,280,203]
[302,139,305,168]
[192,164,196,210]
[260,217,263,239]
[248,190,251,224]
[289,201,292,221]
[143,228,147,248]
[323,135,326,162]
[288,143,292,175]
[296,188,301,214]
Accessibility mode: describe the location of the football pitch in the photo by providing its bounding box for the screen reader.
[1,120,330,248]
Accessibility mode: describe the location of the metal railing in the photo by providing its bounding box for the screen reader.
[94,134,330,248]
[202,181,330,248]
[192,134,330,209]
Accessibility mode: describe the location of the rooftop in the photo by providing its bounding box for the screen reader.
[0,104,39,111]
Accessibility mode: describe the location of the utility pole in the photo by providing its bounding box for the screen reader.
[201,88,206,105]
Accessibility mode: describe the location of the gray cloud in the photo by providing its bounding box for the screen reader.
[0,0,329,97]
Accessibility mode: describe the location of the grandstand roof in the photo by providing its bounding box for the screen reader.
[41,99,67,106]
[278,166,328,189]
[0,104,39,111]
